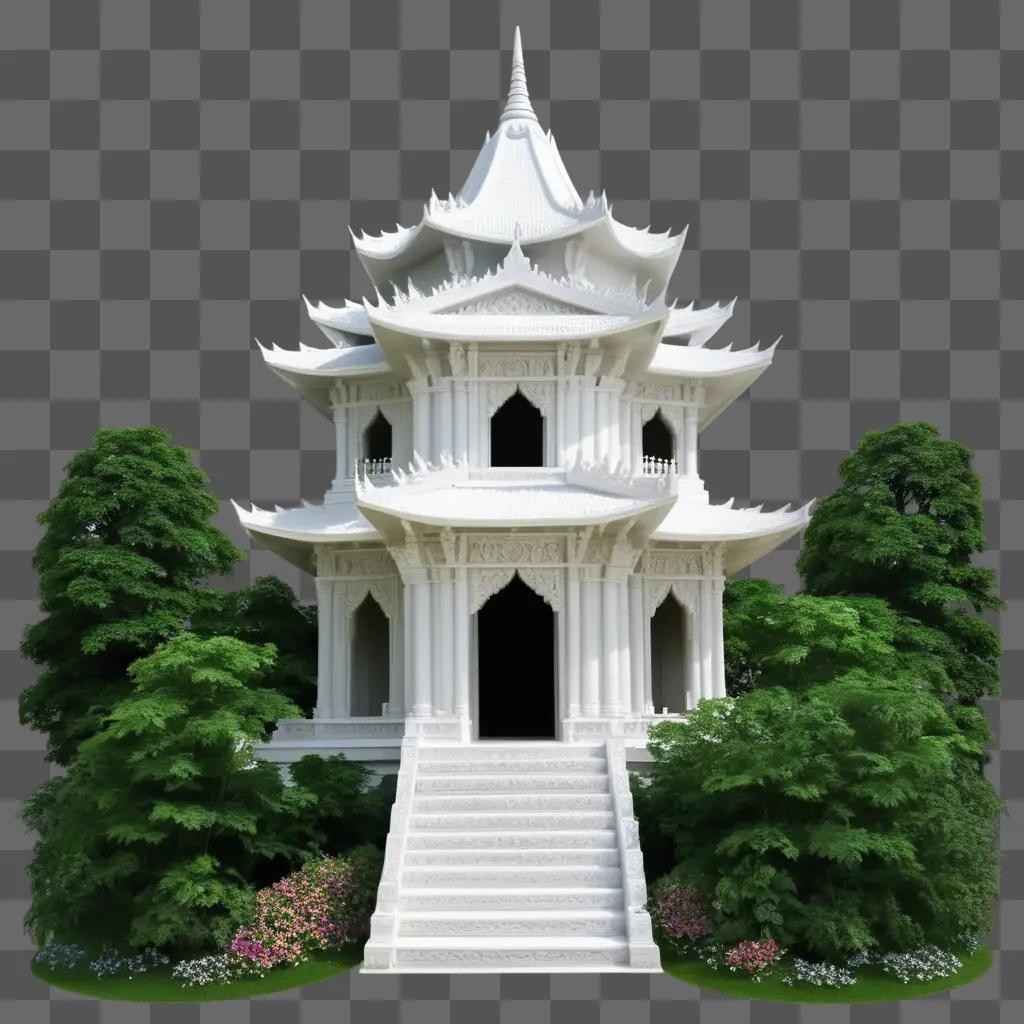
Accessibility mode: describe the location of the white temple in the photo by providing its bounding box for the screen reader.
[235,30,811,973]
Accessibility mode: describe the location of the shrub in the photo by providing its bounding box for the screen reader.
[171,953,261,987]
[230,847,382,969]
[724,939,783,979]
[648,877,713,953]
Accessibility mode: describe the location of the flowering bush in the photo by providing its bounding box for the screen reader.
[648,877,713,953]
[781,958,857,988]
[87,946,169,979]
[171,953,261,988]
[875,946,962,984]
[229,846,381,969]
[34,943,86,970]
[724,939,783,981]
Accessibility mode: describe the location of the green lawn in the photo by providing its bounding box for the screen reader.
[33,946,363,1003]
[661,946,993,1003]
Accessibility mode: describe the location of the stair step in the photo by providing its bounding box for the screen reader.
[416,773,610,794]
[409,811,616,831]
[402,865,622,888]
[404,829,618,850]
[414,792,613,813]
[417,757,606,775]
[393,936,630,969]
[418,743,604,762]
[399,887,625,912]
[399,910,626,938]
[404,847,620,867]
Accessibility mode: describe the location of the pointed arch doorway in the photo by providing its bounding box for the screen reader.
[475,574,556,739]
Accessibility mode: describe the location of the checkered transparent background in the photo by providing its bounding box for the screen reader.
[0,1,1021,1020]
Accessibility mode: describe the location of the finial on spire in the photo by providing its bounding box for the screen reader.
[499,26,538,124]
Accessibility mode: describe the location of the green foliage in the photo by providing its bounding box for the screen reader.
[797,422,1002,705]
[22,635,316,955]
[286,755,395,856]
[192,576,318,716]
[642,682,1001,963]
[19,427,242,765]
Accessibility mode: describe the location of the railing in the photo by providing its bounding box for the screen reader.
[640,455,677,477]
[355,457,393,479]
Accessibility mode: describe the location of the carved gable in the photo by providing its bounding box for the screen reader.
[439,287,589,316]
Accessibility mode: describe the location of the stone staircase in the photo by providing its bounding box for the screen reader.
[362,738,661,972]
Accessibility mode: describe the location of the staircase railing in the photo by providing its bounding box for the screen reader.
[362,735,420,970]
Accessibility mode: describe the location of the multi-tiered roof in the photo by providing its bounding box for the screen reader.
[235,27,810,573]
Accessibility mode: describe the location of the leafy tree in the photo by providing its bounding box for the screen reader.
[22,635,315,954]
[797,422,1002,705]
[642,680,1000,963]
[193,576,318,716]
[287,755,395,856]
[20,427,241,765]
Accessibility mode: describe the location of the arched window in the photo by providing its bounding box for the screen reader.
[349,594,390,716]
[363,410,392,462]
[642,409,675,463]
[650,591,686,714]
[490,390,543,467]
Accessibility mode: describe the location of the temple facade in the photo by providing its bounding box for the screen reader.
[235,29,810,972]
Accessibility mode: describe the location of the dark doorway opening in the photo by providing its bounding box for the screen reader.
[490,390,543,467]
[364,410,392,461]
[477,574,555,738]
[651,592,685,713]
[642,410,675,462]
[350,594,390,716]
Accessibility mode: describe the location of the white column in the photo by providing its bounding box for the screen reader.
[331,405,349,484]
[389,585,403,716]
[711,577,726,699]
[581,576,600,716]
[565,377,580,465]
[699,575,714,701]
[601,576,620,716]
[628,575,644,717]
[566,566,581,717]
[596,387,611,463]
[617,578,631,716]
[454,568,470,719]
[619,393,631,473]
[643,579,654,713]
[409,380,431,461]
[403,580,413,713]
[412,578,432,716]
[437,380,453,460]
[581,380,596,464]
[556,376,566,466]
[315,576,334,716]
[439,575,455,713]
[684,404,698,477]
[631,404,643,474]
[332,580,349,716]
[453,380,468,463]
[685,602,700,709]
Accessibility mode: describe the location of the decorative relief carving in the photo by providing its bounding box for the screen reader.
[329,550,395,578]
[469,567,516,614]
[478,353,556,378]
[518,380,553,418]
[344,579,396,620]
[446,288,587,316]
[633,381,680,403]
[356,382,404,403]
[486,380,519,416]
[447,342,466,377]
[467,535,564,566]
[518,566,561,612]
[642,550,704,577]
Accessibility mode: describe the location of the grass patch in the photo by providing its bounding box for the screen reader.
[661,945,993,1003]
[33,946,363,1003]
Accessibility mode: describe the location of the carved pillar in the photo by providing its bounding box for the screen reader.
[389,580,404,716]
[580,379,596,464]
[699,573,714,701]
[402,579,413,714]
[630,402,643,474]
[565,376,581,466]
[711,576,726,699]
[622,577,638,720]
[596,386,611,464]
[439,573,455,713]
[685,599,700,709]
[408,379,431,462]
[453,380,468,463]
[454,567,470,719]
[437,379,453,460]
[684,404,698,477]
[581,574,601,716]
[617,577,631,715]
[601,575,620,716]
[643,579,654,713]
[329,389,349,486]
[315,574,334,717]
[566,565,581,717]
[411,576,432,716]
[598,379,625,469]
[332,579,349,716]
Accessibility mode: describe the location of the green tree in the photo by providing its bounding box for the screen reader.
[22,635,315,954]
[20,427,241,765]
[797,422,1002,705]
[193,576,318,716]
[642,680,1000,963]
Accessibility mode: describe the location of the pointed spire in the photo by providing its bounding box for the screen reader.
[499,26,538,125]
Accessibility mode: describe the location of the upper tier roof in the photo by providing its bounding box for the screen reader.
[350,28,685,284]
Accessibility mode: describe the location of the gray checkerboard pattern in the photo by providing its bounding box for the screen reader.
[0,0,1020,1020]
